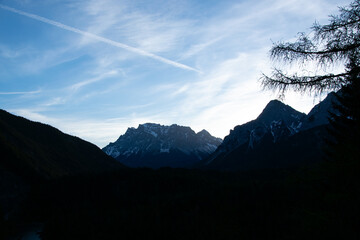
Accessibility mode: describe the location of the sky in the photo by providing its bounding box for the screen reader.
[0,0,353,147]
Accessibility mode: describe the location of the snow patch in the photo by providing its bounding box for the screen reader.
[149,131,158,137]
[105,146,121,158]
[248,130,255,149]
[160,148,170,153]
[291,114,300,119]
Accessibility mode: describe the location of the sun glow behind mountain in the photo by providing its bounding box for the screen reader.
[0,0,352,147]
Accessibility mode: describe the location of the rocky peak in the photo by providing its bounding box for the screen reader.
[257,100,306,125]
[138,123,168,137]
[197,129,211,138]
[102,123,222,168]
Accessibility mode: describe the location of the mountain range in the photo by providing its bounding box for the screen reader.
[0,91,337,176]
[103,123,222,168]
[103,92,337,170]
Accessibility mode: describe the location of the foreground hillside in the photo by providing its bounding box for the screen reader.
[0,109,123,179]
[0,109,124,233]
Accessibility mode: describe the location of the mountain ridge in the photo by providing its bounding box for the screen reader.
[103,123,222,168]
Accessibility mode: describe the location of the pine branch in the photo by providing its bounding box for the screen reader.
[261,70,348,95]
[271,42,360,59]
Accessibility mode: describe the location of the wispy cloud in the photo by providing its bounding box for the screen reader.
[146,47,321,138]
[76,0,193,54]
[179,37,223,60]
[69,70,120,91]
[0,4,201,73]
[0,44,25,58]
[0,90,41,95]
[41,97,67,107]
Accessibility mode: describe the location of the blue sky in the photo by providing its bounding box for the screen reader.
[0,0,352,147]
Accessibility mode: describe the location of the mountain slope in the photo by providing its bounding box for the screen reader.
[0,109,123,179]
[204,100,306,166]
[301,92,338,130]
[202,124,328,171]
[103,123,222,168]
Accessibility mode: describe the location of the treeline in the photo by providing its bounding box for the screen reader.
[3,163,357,240]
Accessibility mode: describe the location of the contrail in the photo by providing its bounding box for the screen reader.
[0,4,201,73]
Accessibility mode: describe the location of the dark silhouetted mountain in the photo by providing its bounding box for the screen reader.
[201,94,335,171]
[103,123,222,168]
[0,109,123,180]
[201,124,328,171]
[301,92,338,130]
